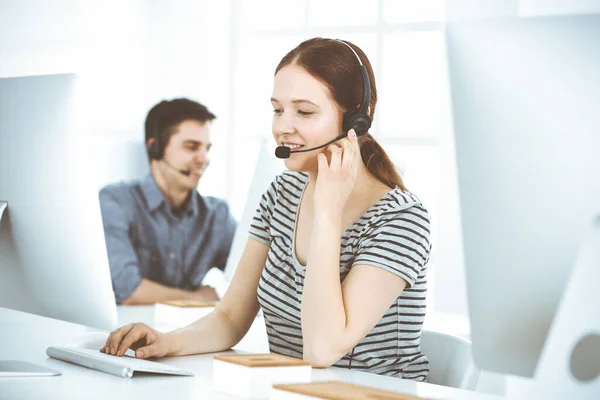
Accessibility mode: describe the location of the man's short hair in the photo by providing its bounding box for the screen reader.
[145,98,217,160]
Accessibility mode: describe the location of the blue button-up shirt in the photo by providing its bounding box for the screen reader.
[99,174,236,303]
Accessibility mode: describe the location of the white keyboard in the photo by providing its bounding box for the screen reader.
[46,346,194,378]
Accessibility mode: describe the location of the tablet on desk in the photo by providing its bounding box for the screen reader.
[0,360,61,377]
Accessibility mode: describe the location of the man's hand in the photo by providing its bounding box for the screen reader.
[191,285,219,302]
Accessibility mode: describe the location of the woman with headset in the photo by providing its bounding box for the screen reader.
[102,38,431,380]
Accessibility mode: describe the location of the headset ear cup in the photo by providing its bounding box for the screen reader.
[148,140,162,160]
[343,110,372,137]
[352,113,372,136]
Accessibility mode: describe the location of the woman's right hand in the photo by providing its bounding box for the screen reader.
[100,322,175,359]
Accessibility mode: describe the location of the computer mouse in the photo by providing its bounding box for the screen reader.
[70,331,110,350]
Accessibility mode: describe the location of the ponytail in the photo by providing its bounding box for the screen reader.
[359,133,406,191]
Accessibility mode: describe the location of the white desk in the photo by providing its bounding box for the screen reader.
[0,307,502,400]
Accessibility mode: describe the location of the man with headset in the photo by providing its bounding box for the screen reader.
[99,98,236,305]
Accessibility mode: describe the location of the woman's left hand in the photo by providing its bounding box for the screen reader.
[314,129,360,223]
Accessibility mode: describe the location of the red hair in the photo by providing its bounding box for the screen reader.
[275,37,406,190]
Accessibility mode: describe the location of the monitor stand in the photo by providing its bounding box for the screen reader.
[0,200,62,377]
[507,215,600,398]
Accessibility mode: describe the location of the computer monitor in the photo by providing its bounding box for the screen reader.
[0,73,118,330]
[447,14,600,378]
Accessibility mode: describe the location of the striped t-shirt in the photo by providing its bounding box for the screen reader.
[249,171,431,380]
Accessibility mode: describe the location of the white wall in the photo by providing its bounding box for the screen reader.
[446,0,600,20]
[446,0,518,20]
[520,0,600,16]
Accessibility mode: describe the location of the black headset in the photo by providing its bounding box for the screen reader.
[274,39,372,159]
[148,119,164,160]
[147,109,192,176]
[337,39,372,137]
